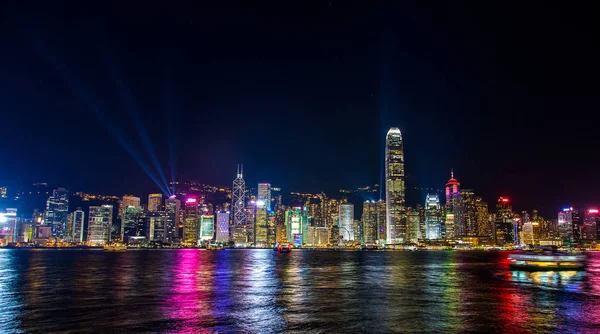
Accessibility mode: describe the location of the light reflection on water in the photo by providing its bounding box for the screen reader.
[0,249,600,332]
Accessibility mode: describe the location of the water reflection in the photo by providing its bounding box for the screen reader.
[1,250,600,332]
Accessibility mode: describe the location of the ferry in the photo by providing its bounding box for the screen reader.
[276,242,292,253]
[207,244,225,250]
[103,244,127,252]
[508,247,586,271]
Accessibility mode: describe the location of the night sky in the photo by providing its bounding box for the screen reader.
[1,2,598,216]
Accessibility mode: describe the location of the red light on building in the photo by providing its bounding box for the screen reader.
[589,209,599,213]
[186,198,197,204]
[498,197,510,203]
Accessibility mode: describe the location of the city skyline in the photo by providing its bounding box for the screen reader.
[1,2,598,216]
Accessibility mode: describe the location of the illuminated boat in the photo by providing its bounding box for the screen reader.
[103,244,127,252]
[276,243,292,253]
[508,250,586,271]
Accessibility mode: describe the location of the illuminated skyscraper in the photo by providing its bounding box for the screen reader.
[558,208,573,241]
[339,204,354,241]
[377,200,386,242]
[120,195,141,217]
[285,207,308,246]
[572,208,583,243]
[0,186,6,198]
[385,127,406,244]
[88,205,113,245]
[183,198,200,245]
[122,206,144,242]
[494,197,514,246]
[45,188,69,238]
[215,211,230,243]
[445,171,461,237]
[361,201,378,244]
[200,215,215,241]
[255,201,268,245]
[475,198,490,237]
[583,209,598,241]
[425,194,442,239]
[165,196,180,242]
[407,208,420,243]
[232,165,246,227]
[70,208,85,243]
[257,183,272,211]
[148,193,163,212]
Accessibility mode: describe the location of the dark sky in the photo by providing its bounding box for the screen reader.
[0,1,598,216]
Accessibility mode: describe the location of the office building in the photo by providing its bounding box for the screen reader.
[255,201,268,245]
[361,201,378,244]
[407,208,420,243]
[215,211,230,243]
[385,127,406,244]
[257,183,272,211]
[200,215,215,242]
[122,205,144,242]
[88,205,113,245]
[165,196,180,243]
[148,193,163,212]
[120,195,141,217]
[425,193,442,239]
[71,208,85,243]
[183,198,200,245]
[232,165,246,227]
[494,197,514,246]
[285,207,308,245]
[45,188,69,238]
[339,203,354,241]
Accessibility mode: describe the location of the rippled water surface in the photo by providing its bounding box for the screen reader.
[1,249,600,333]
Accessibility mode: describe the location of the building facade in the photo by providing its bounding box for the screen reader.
[385,127,406,244]
[88,205,113,245]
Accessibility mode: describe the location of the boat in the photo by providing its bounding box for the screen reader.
[207,244,224,250]
[103,244,127,252]
[276,243,292,253]
[508,247,586,271]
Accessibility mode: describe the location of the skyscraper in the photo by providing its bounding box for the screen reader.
[71,208,85,243]
[183,198,200,245]
[148,193,163,212]
[45,188,69,238]
[361,201,378,244]
[407,208,420,244]
[257,183,272,211]
[165,196,180,243]
[339,203,355,241]
[122,205,144,242]
[120,195,141,217]
[558,208,573,242]
[385,127,406,244]
[200,215,215,242]
[232,165,246,227]
[494,197,514,246]
[255,201,268,245]
[215,211,230,243]
[425,194,442,239]
[445,171,461,237]
[88,205,113,245]
[285,207,308,246]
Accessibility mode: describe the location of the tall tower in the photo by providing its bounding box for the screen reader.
[257,183,272,211]
[425,194,442,239]
[339,203,355,241]
[165,196,181,243]
[385,127,406,244]
[148,194,163,212]
[45,188,69,238]
[232,164,246,227]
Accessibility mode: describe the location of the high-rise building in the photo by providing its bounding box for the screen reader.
[122,205,144,243]
[456,189,480,237]
[583,209,599,241]
[232,165,246,227]
[183,198,199,245]
[285,207,308,246]
[87,205,113,245]
[255,201,268,245]
[215,211,230,243]
[377,200,387,242]
[45,188,69,238]
[120,195,141,217]
[425,194,442,239]
[361,201,378,244]
[70,208,85,243]
[257,183,272,211]
[200,215,215,242]
[572,208,583,243]
[494,197,514,246]
[475,198,491,237]
[147,211,166,241]
[339,204,354,241]
[0,186,7,198]
[385,127,406,244]
[445,171,461,237]
[165,196,180,243]
[148,194,163,212]
[407,208,420,243]
[558,207,573,242]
